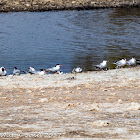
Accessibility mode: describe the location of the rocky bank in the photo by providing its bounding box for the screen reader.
[0,0,140,12]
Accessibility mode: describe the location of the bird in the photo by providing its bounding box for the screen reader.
[45,64,63,73]
[72,67,82,73]
[93,60,109,70]
[13,67,25,75]
[114,58,127,69]
[126,57,136,67]
[36,69,46,75]
[28,67,46,75]
[55,71,63,74]
[0,67,7,76]
[28,67,36,74]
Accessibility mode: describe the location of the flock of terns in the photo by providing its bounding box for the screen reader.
[0,57,139,76]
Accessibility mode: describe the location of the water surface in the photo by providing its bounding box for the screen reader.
[0,8,140,74]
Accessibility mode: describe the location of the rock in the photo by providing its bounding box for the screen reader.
[77,87,81,90]
[0,97,7,100]
[90,120,110,127]
[111,92,116,95]
[28,99,32,104]
[39,98,48,103]
[122,112,129,118]
[127,102,140,110]
[25,3,31,7]
[40,90,46,93]
[89,103,100,111]
[26,90,32,93]
[118,99,123,104]
[49,97,56,101]
[50,89,55,93]
[68,103,75,107]
[84,84,91,88]
[59,97,63,100]
[65,96,71,100]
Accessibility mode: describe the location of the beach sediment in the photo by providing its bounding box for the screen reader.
[0,0,140,12]
[0,67,140,139]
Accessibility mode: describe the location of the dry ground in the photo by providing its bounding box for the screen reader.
[0,67,140,139]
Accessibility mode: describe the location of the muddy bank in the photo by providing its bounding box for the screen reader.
[0,0,140,12]
[0,67,140,139]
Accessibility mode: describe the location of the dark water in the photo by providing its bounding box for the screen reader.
[0,8,140,74]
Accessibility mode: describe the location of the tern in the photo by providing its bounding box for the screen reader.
[36,69,46,75]
[114,58,127,69]
[0,67,7,76]
[45,64,63,73]
[72,67,82,73]
[28,67,36,74]
[55,71,63,74]
[93,60,109,70]
[13,67,25,75]
[126,57,136,67]
[28,67,46,75]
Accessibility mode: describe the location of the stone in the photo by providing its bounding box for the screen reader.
[39,98,48,103]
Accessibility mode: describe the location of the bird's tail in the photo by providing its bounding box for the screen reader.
[93,65,100,68]
[136,59,140,65]
[45,69,50,72]
[21,71,26,74]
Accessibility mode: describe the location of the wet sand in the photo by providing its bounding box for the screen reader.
[0,67,140,139]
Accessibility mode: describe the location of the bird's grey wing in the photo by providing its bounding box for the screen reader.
[114,61,121,66]
[45,68,52,72]
[28,70,36,74]
[96,64,102,68]
[13,70,21,75]
[126,60,131,65]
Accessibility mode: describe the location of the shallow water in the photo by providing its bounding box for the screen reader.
[0,8,140,74]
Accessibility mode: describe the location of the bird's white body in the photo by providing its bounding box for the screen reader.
[46,64,62,73]
[127,57,136,66]
[13,67,21,75]
[36,70,46,75]
[0,67,7,76]
[114,59,126,68]
[95,60,109,69]
[28,67,46,75]
[73,67,82,73]
[28,67,36,74]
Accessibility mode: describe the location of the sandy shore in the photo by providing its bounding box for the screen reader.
[0,67,140,139]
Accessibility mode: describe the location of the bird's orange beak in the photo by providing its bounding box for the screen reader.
[60,65,63,66]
